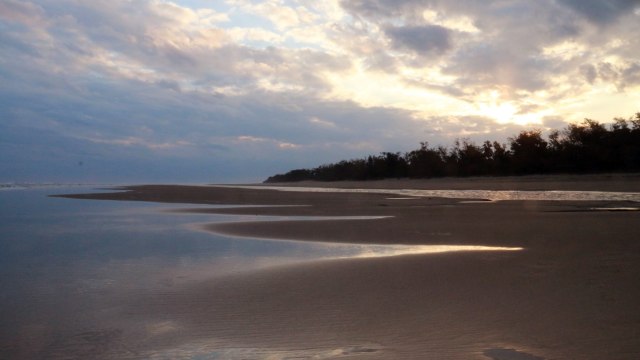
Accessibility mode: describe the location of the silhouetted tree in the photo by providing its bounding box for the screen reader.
[263,112,640,182]
[454,139,487,176]
[405,142,445,177]
[509,130,548,174]
[491,141,511,174]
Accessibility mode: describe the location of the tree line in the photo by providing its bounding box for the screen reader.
[264,113,640,182]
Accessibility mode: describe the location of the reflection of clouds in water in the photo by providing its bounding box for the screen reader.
[0,189,523,360]
[10,191,525,286]
[144,340,383,360]
[177,211,523,273]
[88,244,523,289]
[0,183,108,191]
[146,321,179,336]
[484,347,545,360]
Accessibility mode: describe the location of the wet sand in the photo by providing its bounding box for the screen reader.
[261,172,640,192]
[60,174,640,359]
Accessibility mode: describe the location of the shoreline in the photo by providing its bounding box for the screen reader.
[260,172,640,192]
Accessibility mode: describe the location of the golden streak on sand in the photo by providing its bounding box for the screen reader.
[346,245,524,259]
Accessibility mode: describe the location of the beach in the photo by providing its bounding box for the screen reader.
[57,174,640,359]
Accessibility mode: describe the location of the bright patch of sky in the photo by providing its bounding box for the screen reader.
[1,0,639,183]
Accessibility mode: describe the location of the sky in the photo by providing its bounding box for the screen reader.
[1,0,639,183]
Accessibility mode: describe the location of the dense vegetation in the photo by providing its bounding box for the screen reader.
[265,113,640,182]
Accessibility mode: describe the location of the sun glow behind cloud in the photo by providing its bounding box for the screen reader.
[1,0,639,182]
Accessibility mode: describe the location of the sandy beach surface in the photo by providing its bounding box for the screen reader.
[60,174,640,359]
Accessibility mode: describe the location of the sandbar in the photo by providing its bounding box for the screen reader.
[59,174,640,359]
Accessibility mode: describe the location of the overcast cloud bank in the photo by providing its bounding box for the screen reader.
[1,0,638,182]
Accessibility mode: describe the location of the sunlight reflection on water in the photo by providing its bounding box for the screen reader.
[340,244,523,259]
[185,214,523,266]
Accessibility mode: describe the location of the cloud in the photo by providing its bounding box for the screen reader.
[339,0,639,109]
[82,136,193,150]
[2,0,349,97]
[230,0,317,30]
[309,117,337,128]
[444,43,552,92]
[385,24,452,56]
[227,27,284,44]
[233,135,300,149]
[557,0,639,25]
[0,0,46,26]
[575,61,640,89]
[621,61,640,87]
[339,0,422,20]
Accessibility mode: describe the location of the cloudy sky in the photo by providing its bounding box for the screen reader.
[1,0,639,183]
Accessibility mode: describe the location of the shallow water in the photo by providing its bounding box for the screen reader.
[0,186,525,359]
[0,187,317,359]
